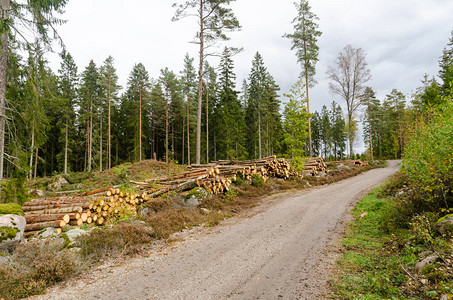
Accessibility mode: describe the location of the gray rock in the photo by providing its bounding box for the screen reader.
[335,164,344,169]
[437,215,453,234]
[200,208,211,214]
[185,187,209,207]
[65,228,88,243]
[27,189,45,197]
[0,214,26,242]
[37,227,58,239]
[440,294,451,300]
[415,254,439,273]
[136,206,150,217]
[48,176,69,190]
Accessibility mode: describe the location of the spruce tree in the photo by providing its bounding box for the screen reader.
[100,56,121,169]
[57,50,78,174]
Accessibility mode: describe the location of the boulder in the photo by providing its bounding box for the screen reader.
[48,176,69,190]
[0,214,26,253]
[136,206,150,218]
[437,214,453,235]
[37,227,59,239]
[185,187,208,207]
[27,189,45,197]
[0,214,25,243]
[415,254,439,273]
[65,228,89,243]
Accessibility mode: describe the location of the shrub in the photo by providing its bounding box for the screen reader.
[251,175,264,187]
[0,240,77,300]
[78,222,154,261]
[402,102,453,211]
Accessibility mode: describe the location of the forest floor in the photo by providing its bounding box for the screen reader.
[31,161,400,300]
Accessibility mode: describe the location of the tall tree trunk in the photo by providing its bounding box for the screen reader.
[186,94,190,165]
[258,111,262,159]
[0,0,9,195]
[29,127,35,179]
[368,107,374,161]
[139,85,142,161]
[195,0,204,165]
[99,116,102,172]
[86,102,90,171]
[348,113,353,159]
[107,75,111,169]
[165,88,169,164]
[303,42,313,157]
[88,97,93,172]
[182,116,185,165]
[206,80,209,163]
[64,120,68,173]
[34,147,38,180]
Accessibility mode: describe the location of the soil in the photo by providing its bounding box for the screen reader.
[32,161,400,300]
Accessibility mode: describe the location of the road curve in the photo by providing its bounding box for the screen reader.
[38,161,400,300]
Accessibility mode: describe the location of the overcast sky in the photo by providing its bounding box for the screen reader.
[47,0,453,148]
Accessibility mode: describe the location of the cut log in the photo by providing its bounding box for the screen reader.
[25,220,63,231]
[24,206,83,215]
[25,213,77,224]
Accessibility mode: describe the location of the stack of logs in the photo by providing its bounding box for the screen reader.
[22,156,301,236]
[22,196,90,237]
[324,159,369,167]
[302,157,327,176]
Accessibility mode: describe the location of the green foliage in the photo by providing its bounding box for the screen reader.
[251,175,264,187]
[113,165,130,185]
[402,102,453,209]
[283,80,309,158]
[222,189,237,203]
[290,156,307,172]
[2,171,31,205]
[0,203,24,215]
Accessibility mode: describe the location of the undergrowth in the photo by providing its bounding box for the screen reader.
[332,175,453,299]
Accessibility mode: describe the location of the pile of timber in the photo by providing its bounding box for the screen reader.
[22,196,90,237]
[302,157,327,176]
[22,156,302,235]
[85,188,150,226]
[324,159,369,167]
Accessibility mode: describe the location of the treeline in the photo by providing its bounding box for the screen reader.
[4,45,302,178]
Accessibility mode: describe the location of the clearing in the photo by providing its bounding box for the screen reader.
[34,161,400,300]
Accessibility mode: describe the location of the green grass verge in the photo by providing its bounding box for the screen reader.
[332,185,453,300]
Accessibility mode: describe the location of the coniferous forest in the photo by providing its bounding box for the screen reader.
[0,0,451,195]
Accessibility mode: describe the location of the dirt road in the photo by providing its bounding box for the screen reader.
[38,161,400,300]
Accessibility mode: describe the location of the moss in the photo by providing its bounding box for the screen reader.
[0,203,24,216]
[0,226,19,242]
[438,214,453,223]
[185,187,208,200]
[59,233,72,248]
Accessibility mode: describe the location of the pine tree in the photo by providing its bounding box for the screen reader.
[319,105,331,159]
[330,101,346,160]
[173,0,241,164]
[284,0,321,157]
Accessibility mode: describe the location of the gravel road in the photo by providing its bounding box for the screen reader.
[36,161,400,300]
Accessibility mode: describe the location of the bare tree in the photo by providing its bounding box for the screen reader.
[327,45,371,158]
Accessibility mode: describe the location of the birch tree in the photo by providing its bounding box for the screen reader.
[327,45,371,158]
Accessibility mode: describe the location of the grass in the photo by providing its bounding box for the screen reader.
[331,176,453,300]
